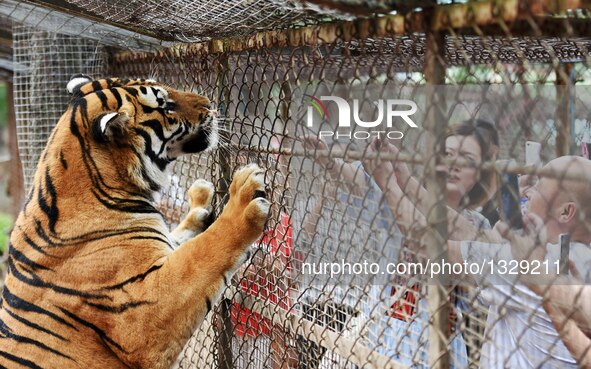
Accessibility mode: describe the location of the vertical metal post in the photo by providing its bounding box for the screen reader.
[279,79,293,199]
[555,63,574,156]
[215,53,235,369]
[6,81,24,219]
[424,25,450,369]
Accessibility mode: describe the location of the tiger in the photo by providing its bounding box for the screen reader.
[0,75,270,369]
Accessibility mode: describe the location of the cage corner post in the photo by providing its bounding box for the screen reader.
[6,80,24,220]
[555,62,575,156]
[424,18,451,369]
[214,52,235,369]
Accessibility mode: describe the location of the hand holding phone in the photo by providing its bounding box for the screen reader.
[501,173,524,230]
[498,160,524,230]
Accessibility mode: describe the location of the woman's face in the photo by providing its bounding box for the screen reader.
[444,135,482,203]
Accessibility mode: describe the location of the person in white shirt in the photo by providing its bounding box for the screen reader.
[365,146,591,368]
[457,155,591,369]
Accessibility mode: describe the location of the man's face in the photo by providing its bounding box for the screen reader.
[523,156,591,244]
[524,175,561,225]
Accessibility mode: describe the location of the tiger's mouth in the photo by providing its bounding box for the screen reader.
[179,116,218,154]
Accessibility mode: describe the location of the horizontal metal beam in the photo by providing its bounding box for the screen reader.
[229,143,591,182]
[304,0,591,19]
[0,58,13,71]
[115,0,591,59]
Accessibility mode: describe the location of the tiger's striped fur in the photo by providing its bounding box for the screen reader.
[0,76,270,369]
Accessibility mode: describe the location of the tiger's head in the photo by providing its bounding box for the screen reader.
[57,75,218,196]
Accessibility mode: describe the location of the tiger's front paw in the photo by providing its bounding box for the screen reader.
[170,179,215,246]
[225,164,270,237]
[188,179,215,210]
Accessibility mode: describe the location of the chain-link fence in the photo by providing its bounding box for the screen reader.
[3,1,591,369]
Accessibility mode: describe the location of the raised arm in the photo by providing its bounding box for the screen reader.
[383,143,430,212]
[538,282,591,368]
[524,271,591,367]
[537,282,591,337]
[303,135,367,196]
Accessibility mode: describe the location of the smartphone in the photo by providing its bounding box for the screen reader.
[500,172,524,230]
[525,141,542,167]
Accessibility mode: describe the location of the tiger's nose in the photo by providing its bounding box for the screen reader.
[209,109,219,117]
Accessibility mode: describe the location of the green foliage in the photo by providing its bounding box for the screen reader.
[0,82,7,128]
[0,212,11,254]
[446,66,497,84]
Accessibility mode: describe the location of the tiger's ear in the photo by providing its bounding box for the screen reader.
[92,112,130,144]
[67,74,93,95]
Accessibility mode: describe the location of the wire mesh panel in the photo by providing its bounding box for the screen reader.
[12,25,106,191]
[6,1,591,369]
[64,0,350,42]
